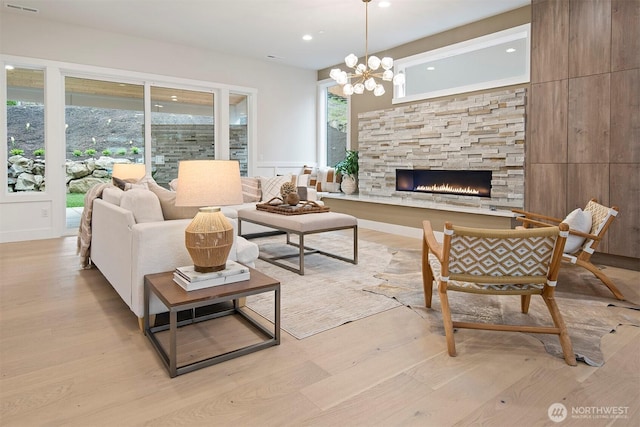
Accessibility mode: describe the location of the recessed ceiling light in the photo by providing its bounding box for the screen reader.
[506,48,516,53]
[379,1,391,7]
[427,66,435,71]
[302,34,312,41]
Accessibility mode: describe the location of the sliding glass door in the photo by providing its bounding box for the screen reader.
[64,76,144,229]
[150,86,214,187]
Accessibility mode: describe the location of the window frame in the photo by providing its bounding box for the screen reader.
[392,24,531,104]
[317,78,351,169]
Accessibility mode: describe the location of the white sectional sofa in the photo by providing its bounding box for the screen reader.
[89,173,325,326]
[90,186,260,327]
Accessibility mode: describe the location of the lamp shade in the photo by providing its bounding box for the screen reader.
[112,163,146,181]
[175,160,243,207]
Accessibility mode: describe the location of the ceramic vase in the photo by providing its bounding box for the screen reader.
[341,175,357,195]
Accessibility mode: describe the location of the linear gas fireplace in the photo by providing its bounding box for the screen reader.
[396,169,492,198]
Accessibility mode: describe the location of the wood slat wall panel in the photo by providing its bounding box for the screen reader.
[568,74,610,163]
[567,163,610,252]
[569,0,611,78]
[609,164,640,258]
[611,0,640,71]
[526,163,567,219]
[531,0,569,83]
[529,81,568,163]
[610,69,640,163]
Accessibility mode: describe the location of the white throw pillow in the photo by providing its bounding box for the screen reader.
[260,175,292,202]
[562,208,592,254]
[119,188,164,223]
[102,186,124,206]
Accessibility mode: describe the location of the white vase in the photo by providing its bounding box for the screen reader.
[341,174,357,195]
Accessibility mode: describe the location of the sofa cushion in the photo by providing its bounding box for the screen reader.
[119,189,164,223]
[147,181,200,220]
[113,176,149,191]
[241,177,262,203]
[102,186,124,205]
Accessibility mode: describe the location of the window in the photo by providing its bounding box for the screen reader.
[318,81,349,168]
[6,66,45,193]
[393,24,530,103]
[229,92,249,176]
[150,86,214,187]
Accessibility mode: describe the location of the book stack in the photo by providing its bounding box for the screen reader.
[173,260,250,291]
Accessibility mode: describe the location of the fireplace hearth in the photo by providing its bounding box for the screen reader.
[396,169,492,198]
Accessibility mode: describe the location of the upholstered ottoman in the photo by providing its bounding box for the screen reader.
[237,208,358,275]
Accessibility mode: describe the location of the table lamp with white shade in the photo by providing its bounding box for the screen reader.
[175,160,244,273]
[111,163,146,181]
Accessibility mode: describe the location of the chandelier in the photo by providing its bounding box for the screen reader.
[330,0,404,96]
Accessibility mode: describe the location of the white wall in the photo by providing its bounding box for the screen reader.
[0,12,318,242]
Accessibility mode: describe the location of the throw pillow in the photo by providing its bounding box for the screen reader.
[241,177,261,203]
[562,208,593,254]
[119,188,164,223]
[316,167,341,192]
[102,186,124,205]
[147,181,201,220]
[260,175,292,202]
[113,176,150,191]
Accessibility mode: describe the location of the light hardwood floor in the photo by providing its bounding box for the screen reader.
[1,230,639,426]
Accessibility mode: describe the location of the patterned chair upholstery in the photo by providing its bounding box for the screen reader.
[513,199,623,300]
[422,220,576,366]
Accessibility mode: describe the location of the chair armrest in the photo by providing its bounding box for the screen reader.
[516,217,558,228]
[512,208,563,225]
[422,220,443,262]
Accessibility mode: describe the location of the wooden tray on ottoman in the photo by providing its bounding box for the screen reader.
[256,199,330,215]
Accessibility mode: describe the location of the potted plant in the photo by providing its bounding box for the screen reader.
[335,149,359,195]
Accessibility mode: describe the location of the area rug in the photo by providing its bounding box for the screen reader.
[365,248,640,366]
[245,233,402,339]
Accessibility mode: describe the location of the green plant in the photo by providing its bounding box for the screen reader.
[116,148,127,156]
[72,149,82,157]
[130,146,140,154]
[334,149,359,177]
[84,148,97,156]
[9,148,24,156]
[102,149,111,156]
[33,148,45,156]
[7,100,17,106]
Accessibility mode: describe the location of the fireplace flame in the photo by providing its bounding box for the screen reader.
[416,183,480,195]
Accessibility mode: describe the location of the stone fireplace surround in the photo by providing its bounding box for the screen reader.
[357,88,526,212]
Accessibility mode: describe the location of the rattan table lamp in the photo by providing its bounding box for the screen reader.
[175,160,244,273]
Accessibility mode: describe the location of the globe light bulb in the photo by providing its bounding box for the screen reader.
[364,77,377,91]
[330,68,341,80]
[368,55,381,71]
[392,72,405,85]
[354,83,365,94]
[381,57,394,70]
[382,70,394,81]
[343,83,354,95]
[374,84,385,96]
[345,54,358,68]
[336,71,348,85]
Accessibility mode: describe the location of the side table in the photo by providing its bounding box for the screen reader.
[144,267,280,378]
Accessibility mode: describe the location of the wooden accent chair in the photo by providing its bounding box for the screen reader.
[422,220,576,366]
[513,199,623,300]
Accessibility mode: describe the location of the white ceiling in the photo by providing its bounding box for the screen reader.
[2,0,530,70]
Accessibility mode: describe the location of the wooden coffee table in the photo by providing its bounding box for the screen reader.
[144,267,280,378]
